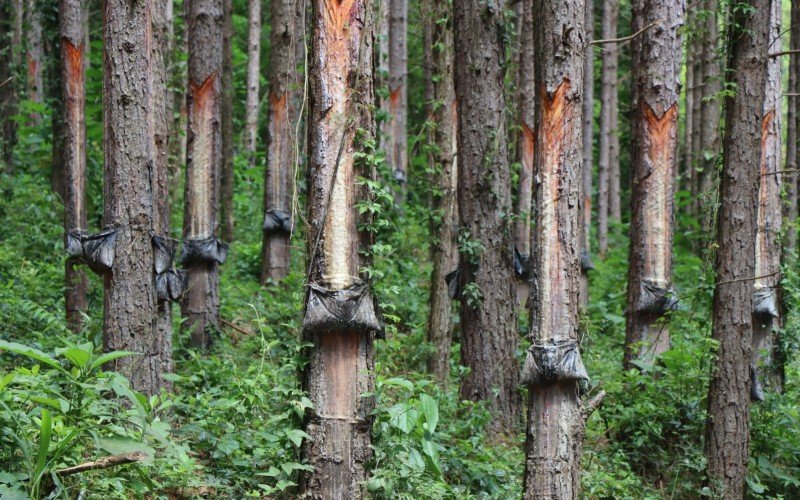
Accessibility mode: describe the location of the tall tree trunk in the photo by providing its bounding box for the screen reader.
[581,0,594,305]
[752,0,783,396]
[597,0,618,255]
[60,0,88,332]
[0,0,19,172]
[299,0,378,495]
[182,0,224,349]
[523,0,588,496]
[689,23,703,217]
[386,0,407,187]
[682,14,694,208]
[102,0,162,394]
[786,1,800,253]
[220,0,235,242]
[260,0,297,283]
[25,0,43,124]
[453,0,520,436]
[152,0,175,386]
[423,0,457,385]
[624,0,684,368]
[244,0,261,162]
[704,0,770,496]
[698,0,722,234]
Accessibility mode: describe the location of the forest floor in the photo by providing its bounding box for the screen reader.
[2,167,800,498]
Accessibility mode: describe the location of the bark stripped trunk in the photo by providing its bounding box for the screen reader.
[102,0,162,394]
[385,0,407,186]
[423,0,457,385]
[152,0,175,385]
[25,0,43,124]
[752,0,783,396]
[704,1,770,496]
[299,0,377,495]
[244,0,261,161]
[220,0,234,242]
[60,0,88,332]
[698,0,721,233]
[260,0,298,283]
[523,0,588,496]
[580,0,594,305]
[786,1,800,253]
[624,0,684,368]
[453,0,520,436]
[182,0,224,348]
[597,0,618,255]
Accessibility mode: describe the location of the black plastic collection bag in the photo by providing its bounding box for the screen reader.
[302,281,384,338]
[153,235,179,274]
[514,247,529,278]
[750,364,765,402]
[753,287,779,319]
[521,340,589,386]
[82,229,117,274]
[156,269,187,302]
[181,236,229,265]
[580,249,596,272]
[635,280,679,315]
[445,268,460,300]
[263,208,292,234]
[65,229,87,258]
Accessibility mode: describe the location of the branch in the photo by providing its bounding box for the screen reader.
[763,168,800,176]
[716,270,780,287]
[221,318,253,336]
[583,390,607,418]
[589,21,659,47]
[55,452,147,476]
[0,76,13,89]
[769,49,800,58]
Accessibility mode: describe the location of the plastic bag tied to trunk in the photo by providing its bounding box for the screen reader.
[65,229,87,258]
[153,235,186,302]
[82,229,117,274]
[634,279,679,314]
[753,286,779,319]
[180,236,229,265]
[263,208,292,234]
[521,339,589,386]
[302,281,384,338]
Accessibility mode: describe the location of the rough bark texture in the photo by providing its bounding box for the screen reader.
[514,0,534,263]
[385,0,407,185]
[682,13,694,206]
[244,0,261,161]
[698,0,721,232]
[260,0,298,283]
[453,0,520,436]
[0,0,19,172]
[60,0,88,332]
[597,0,618,255]
[25,0,44,123]
[152,0,175,385]
[182,0,224,348]
[752,0,782,394]
[704,1,770,496]
[102,0,162,394]
[299,0,376,495]
[689,17,702,215]
[786,1,800,252]
[523,0,587,496]
[423,0,457,385]
[220,0,234,242]
[580,0,593,305]
[624,0,684,367]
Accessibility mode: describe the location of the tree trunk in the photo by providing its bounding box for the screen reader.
[102,0,162,395]
[220,0,235,242]
[597,0,618,255]
[682,16,694,208]
[299,0,377,495]
[623,0,684,368]
[25,0,43,124]
[244,0,261,162]
[152,0,175,387]
[423,0,457,385]
[0,0,19,172]
[581,0,594,305]
[60,0,89,332]
[523,0,588,496]
[704,1,770,496]
[182,0,224,349]
[260,0,298,283]
[698,0,722,233]
[752,0,783,396]
[786,1,800,253]
[453,0,520,436]
[689,22,703,217]
[386,0,407,187]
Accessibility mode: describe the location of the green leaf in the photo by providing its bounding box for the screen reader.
[0,340,62,371]
[0,372,15,391]
[387,403,418,434]
[285,428,312,448]
[418,394,439,433]
[380,377,414,391]
[60,347,91,369]
[89,351,139,372]
[34,410,52,482]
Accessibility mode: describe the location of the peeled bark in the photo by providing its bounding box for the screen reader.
[220,0,234,242]
[60,0,88,332]
[385,0,407,186]
[580,0,594,304]
[752,0,783,396]
[704,1,770,496]
[299,0,377,495]
[698,0,722,231]
[523,0,588,496]
[182,0,224,348]
[786,1,800,252]
[244,0,261,161]
[597,0,618,255]
[102,0,162,394]
[624,0,684,368]
[423,0,457,385]
[260,0,298,283]
[453,0,520,436]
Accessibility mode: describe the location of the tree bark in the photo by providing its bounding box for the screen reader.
[704,1,770,496]
[102,0,162,394]
[60,0,89,332]
[25,0,44,124]
[681,13,694,208]
[698,0,722,233]
[386,0,407,187]
[689,18,703,217]
[182,0,224,348]
[581,0,594,305]
[244,0,261,162]
[453,0,520,436]
[752,0,783,395]
[423,0,457,385]
[299,0,377,495]
[623,0,684,368]
[260,0,298,283]
[786,1,800,252]
[220,0,235,242]
[523,0,587,496]
[597,0,618,255]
